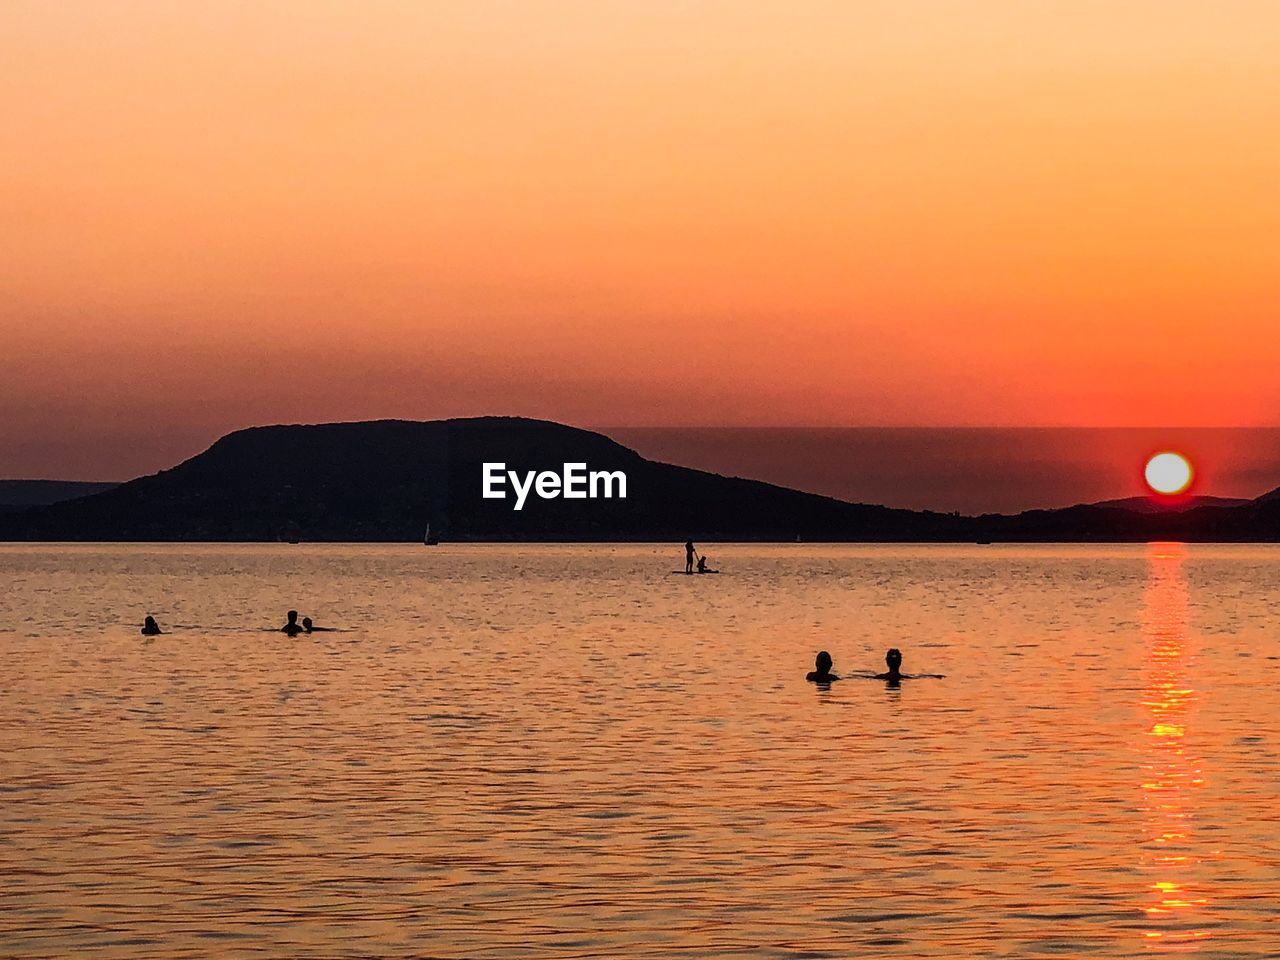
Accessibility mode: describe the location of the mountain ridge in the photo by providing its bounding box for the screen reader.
[0,479,121,511]
[1,418,1278,542]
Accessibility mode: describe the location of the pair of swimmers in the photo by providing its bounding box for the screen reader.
[807,648,929,684]
[140,611,335,636]
[279,610,334,636]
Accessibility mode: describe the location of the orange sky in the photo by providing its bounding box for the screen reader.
[3,1,1280,476]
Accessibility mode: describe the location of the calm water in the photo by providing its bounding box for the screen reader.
[3,543,1280,958]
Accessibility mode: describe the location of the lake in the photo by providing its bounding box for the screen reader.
[2,543,1279,958]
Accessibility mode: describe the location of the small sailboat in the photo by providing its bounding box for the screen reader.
[424,523,439,546]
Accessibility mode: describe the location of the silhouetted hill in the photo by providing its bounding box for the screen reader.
[0,418,971,542]
[974,500,1272,542]
[1,418,1277,542]
[1087,495,1249,514]
[0,480,120,512]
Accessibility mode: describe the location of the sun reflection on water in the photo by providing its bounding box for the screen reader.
[1139,542,1208,951]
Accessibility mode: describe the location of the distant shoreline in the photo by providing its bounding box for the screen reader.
[1,418,1277,544]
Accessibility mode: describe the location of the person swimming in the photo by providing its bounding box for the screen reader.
[140,615,162,636]
[818,649,940,684]
[280,610,305,636]
[874,647,904,682]
[301,617,336,633]
[806,650,840,683]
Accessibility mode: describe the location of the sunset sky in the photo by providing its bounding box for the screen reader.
[3,1,1279,478]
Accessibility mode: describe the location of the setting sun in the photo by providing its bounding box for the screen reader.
[1145,452,1194,496]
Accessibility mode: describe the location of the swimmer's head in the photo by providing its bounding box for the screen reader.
[885,648,903,672]
[302,617,313,631]
[815,650,833,674]
[143,615,157,627]
[287,610,298,624]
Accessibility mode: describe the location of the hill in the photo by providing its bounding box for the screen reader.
[0,480,120,511]
[1086,495,1250,514]
[0,418,971,542]
[0,478,120,514]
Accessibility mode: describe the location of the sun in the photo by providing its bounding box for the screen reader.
[1145,452,1193,496]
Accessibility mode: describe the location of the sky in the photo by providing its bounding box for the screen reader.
[3,1,1280,480]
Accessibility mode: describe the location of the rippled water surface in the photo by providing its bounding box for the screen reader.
[3,543,1280,958]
